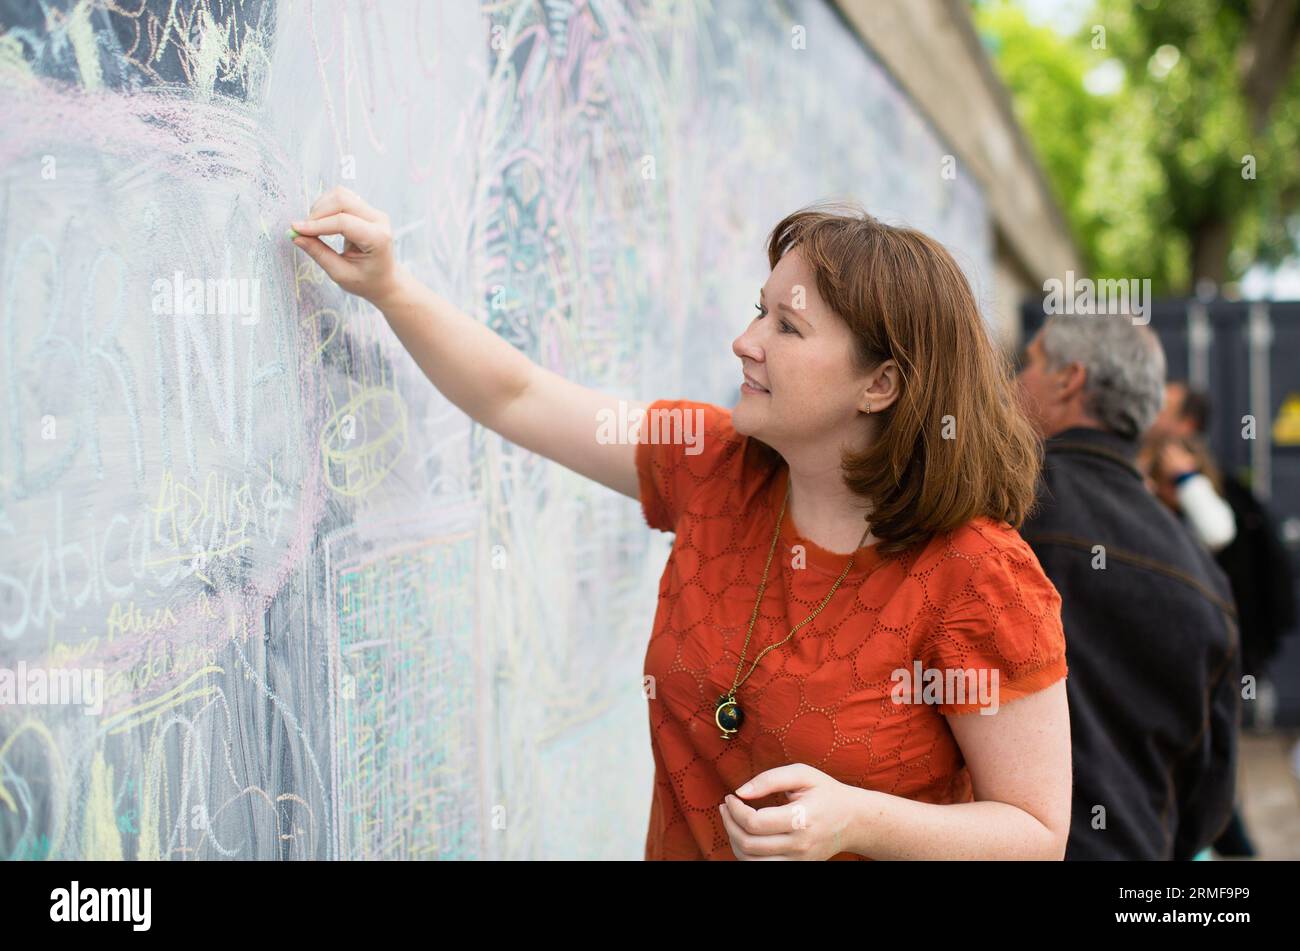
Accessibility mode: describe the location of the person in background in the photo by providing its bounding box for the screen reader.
[1147,382,1298,858]
[1150,383,1297,681]
[1137,431,1236,553]
[1016,315,1240,860]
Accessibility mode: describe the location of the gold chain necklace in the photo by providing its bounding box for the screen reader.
[714,478,872,739]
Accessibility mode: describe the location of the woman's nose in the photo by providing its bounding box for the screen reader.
[733,325,762,362]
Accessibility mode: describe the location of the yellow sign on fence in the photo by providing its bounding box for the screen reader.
[1274,394,1300,446]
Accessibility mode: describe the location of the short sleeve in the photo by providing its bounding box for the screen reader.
[920,544,1068,716]
[635,399,740,533]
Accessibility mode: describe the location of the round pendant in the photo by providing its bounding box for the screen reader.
[715,695,744,739]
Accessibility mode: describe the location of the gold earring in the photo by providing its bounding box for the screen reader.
[865,402,872,415]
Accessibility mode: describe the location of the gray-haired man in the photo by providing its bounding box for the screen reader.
[1017,314,1240,860]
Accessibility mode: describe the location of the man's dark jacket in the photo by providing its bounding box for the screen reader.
[1020,427,1240,860]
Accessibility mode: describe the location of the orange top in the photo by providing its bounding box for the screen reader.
[636,399,1068,860]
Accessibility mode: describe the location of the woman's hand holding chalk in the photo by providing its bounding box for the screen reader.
[289,186,402,306]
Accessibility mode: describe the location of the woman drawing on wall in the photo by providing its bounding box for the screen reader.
[291,186,1071,860]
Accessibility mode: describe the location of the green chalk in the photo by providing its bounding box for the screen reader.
[287,228,300,238]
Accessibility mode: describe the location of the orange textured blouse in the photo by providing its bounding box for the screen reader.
[635,399,1068,860]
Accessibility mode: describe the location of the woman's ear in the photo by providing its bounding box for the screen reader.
[858,359,901,415]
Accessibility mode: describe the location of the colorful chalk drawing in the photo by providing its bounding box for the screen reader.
[0,0,990,859]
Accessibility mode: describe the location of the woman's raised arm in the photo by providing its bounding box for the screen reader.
[292,187,648,500]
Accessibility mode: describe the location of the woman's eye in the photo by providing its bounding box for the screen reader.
[755,302,797,335]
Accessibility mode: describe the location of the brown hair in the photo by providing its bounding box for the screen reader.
[761,200,1042,553]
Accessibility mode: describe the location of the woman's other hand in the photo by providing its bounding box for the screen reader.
[719,764,864,860]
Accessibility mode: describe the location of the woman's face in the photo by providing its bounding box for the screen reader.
[731,246,877,454]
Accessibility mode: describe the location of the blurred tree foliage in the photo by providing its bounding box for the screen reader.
[974,0,1300,294]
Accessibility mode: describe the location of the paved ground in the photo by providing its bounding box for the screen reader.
[1233,729,1300,859]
